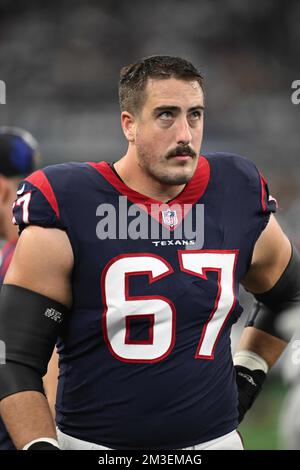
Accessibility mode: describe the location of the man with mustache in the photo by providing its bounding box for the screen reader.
[0,56,296,450]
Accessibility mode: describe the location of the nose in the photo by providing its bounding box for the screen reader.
[176,117,192,145]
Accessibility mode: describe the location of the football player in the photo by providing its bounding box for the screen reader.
[0,57,297,450]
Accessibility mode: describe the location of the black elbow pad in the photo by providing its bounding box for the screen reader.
[0,284,69,400]
[246,244,300,341]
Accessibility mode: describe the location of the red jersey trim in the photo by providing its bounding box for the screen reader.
[88,156,210,231]
[26,170,60,218]
[259,173,267,212]
[259,173,278,213]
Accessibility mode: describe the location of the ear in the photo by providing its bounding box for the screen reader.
[121,111,136,143]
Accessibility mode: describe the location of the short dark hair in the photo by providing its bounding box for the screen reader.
[119,55,204,114]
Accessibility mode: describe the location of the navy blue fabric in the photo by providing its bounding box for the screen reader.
[12,153,275,450]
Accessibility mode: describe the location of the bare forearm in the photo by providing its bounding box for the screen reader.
[0,391,56,450]
[236,326,287,369]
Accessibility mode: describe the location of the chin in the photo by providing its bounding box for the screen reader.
[159,170,193,186]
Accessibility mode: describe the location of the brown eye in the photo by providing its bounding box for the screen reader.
[189,111,201,120]
[159,111,173,120]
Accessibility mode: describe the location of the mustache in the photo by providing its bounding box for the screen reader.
[166,146,197,159]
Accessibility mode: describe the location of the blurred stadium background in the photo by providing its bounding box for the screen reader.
[0,0,299,450]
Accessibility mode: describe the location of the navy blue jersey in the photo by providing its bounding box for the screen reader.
[0,241,17,450]
[13,153,276,450]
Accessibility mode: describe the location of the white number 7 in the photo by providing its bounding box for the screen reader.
[103,251,237,363]
[179,251,237,359]
[12,192,31,224]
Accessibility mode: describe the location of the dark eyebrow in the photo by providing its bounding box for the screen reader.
[153,106,180,115]
[153,105,205,115]
[189,105,205,112]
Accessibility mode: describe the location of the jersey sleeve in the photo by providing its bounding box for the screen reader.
[205,152,278,277]
[259,172,277,223]
[240,156,278,236]
[249,163,277,235]
[13,169,66,233]
[206,152,277,223]
[229,154,278,273]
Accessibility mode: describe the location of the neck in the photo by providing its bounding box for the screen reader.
[114,154,186,203]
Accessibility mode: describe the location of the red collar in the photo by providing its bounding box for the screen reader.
[88,156,210,231]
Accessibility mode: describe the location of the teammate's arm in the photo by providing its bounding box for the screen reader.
[0,226,73,449]
[236,215,297,421]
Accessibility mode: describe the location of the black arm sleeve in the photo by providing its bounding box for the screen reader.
[246,244,300,342]
[0,284,68,400]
